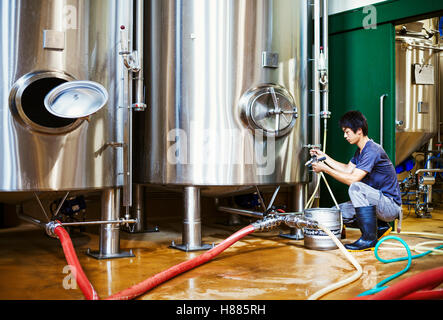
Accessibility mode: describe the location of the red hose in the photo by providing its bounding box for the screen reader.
[354,289,443,300]
[400,289,443,300]
[106,225,256,300]
[368,266,443,300]
[352,266,443,300]
[54,224,255,300]
[54,225,100,300]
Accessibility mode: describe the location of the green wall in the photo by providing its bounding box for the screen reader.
[320,0,443,206]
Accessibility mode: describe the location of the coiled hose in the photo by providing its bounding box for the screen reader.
[355,266,443,300]
[354,235,443,300]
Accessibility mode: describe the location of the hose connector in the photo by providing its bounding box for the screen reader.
[45,220,62,238]
[251,213,320,232]
[252,214,285,232]
[283,214,319,230]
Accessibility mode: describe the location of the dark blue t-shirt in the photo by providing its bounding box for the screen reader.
[350,140,402,206]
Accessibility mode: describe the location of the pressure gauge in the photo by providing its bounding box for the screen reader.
[240,84,298,137]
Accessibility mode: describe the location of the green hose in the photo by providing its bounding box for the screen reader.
[358,236,443,297]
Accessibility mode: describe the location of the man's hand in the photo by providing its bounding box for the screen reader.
[311,161,328,173]
[310,148,327,159]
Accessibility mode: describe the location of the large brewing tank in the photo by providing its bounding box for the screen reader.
[0,0,130,200]
[395,21,440,166]
[135,0,309,194]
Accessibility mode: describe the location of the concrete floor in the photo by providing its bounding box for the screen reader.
[0,202,442,300]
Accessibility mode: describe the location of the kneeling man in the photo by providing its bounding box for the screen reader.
[310,111,402,252]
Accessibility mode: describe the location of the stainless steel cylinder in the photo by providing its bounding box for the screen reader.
[170,186,212,251]
[292,184,306,212]
[280,184,305,239]
[0,0,131,192]
[303,208,341,250]
[291,184,306,239]
[136,0,309,188]
[182,187,202,249]
[87,188,134,259]
[99,188,122,256]
[132,184,146,232]
[395,20,439,165]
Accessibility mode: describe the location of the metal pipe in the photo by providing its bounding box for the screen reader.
[99,188,122,256]
[120,6,134,210]
[170,186,211,251]
[59,219,138,227]
[266,186,281,211]
[133,0,147,111]
[280,184,306,240]
[131,183,146,232]
[380,94,388,148]
[313,0,321,149]
[53,192,70,218]
[33,192,50,222]
[86,188,134,259]
[125,74,133,209]
[311,0,321,201]
[399,42,443,51]
[427,139,434,203]
[321,0,329,118]
[415,168,443,176]
[217,206,264,219]
[17,209,46,229]
[292,184,306,213]
[182,186,202,249]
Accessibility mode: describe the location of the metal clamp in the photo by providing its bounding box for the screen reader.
[132,102,147,111]
[304,144,322,149]
[320,110,331,119]
[45,220,62,238]
[120,50,141,73]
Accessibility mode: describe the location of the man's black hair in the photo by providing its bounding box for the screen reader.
[339,110,368,136]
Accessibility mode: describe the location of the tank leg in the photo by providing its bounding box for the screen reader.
[280,184,305,240]
[86,188,135,259]
[123,184,159,233]
[170,186,212,252]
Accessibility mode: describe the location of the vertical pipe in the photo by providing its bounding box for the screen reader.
[134,0,146,109]
[182,186,202,249]
[313,0,321,148]
[100,188,122,256]
[280,184,305,239]
[427,138,434,205]
[87,187,134,259]
[321,0,329,134]
[122,0,134,209]
[292,184,306,213]
[380,94,388,148]
[312,0,321,202]
[132,184,146,232]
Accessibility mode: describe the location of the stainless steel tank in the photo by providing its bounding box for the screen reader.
[134,0,309,250]
[0,0,135,259]
[395,20,440,165]
[0,0,130,194]
[136,0,308,188]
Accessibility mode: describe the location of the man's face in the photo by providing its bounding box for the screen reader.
[342,127,361,145]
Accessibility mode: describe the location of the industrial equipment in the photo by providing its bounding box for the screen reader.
[0,0,140,259]
[133,0,329,250]
[396,20,441,165]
